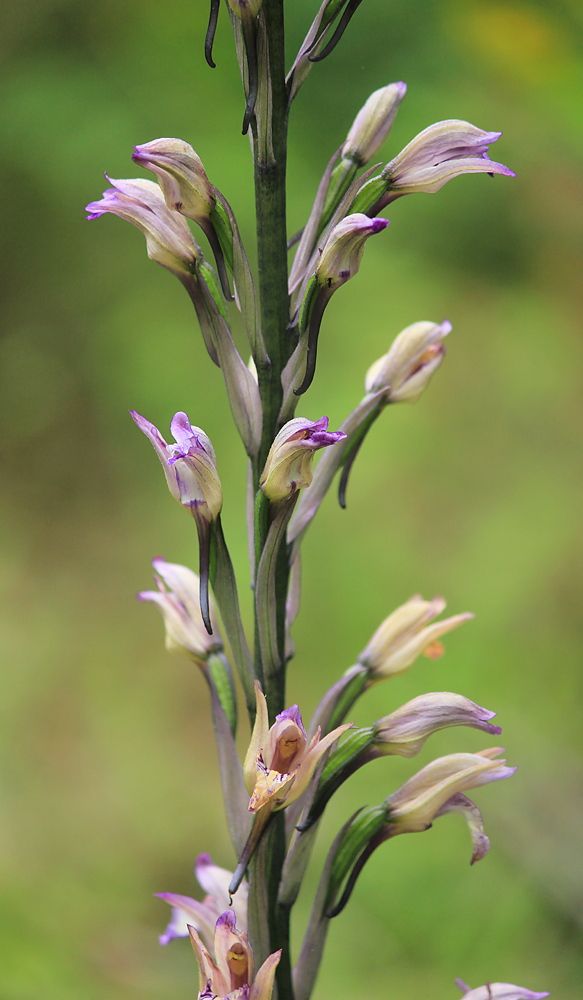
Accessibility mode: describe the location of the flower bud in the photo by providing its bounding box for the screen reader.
[365,320,451,403]
[138,558,221,660]
[342,82,407,167]
[131,410,222,522]
[372,692,502,758]
[381,119,516,194]
[86,176,201,275]
[316,214,389,291]
[259,417,346,504]
[132,138,215,222]
[359,594,474,680]
[384,749,516,833]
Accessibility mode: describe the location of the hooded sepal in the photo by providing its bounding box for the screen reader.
[365,320,450,403]
[138,557,222,662]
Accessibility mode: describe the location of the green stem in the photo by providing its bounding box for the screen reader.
[253,0,290,479]
[268,813,294,1000]
[249,5,294,997]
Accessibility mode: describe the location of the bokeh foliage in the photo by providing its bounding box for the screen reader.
[1,0,582,997]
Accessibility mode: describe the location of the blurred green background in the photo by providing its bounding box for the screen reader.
[1,0,582,997]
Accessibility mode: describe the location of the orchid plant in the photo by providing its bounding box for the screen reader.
[86,2,548,999]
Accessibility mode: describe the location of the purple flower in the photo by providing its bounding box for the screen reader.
[86,176,201,275]
[130,411,222,521]
[157,852,247,950]
[131,411,222,633]
[259,417,347,503]
[243,682,352,814]
[373,692,502,759]
[381,119,516,195]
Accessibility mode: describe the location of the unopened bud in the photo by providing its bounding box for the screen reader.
[365,320,450,403]
[132,138,215,222]
[342,82,407,167]
[260,417,346,504]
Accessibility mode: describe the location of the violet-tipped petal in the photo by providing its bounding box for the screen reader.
[131,411,222,521]
[315,213,389,291]
[384,749,517,833]
[434,792,491,864]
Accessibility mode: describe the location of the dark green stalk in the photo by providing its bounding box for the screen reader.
[248,5,294,999]
[267,812,294,1000]
[253,0,290,479]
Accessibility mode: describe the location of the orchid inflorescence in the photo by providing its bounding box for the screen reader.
[86,2,547,999]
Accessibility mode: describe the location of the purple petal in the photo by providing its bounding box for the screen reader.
[276,705,306,737]
[215,908,237,931]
